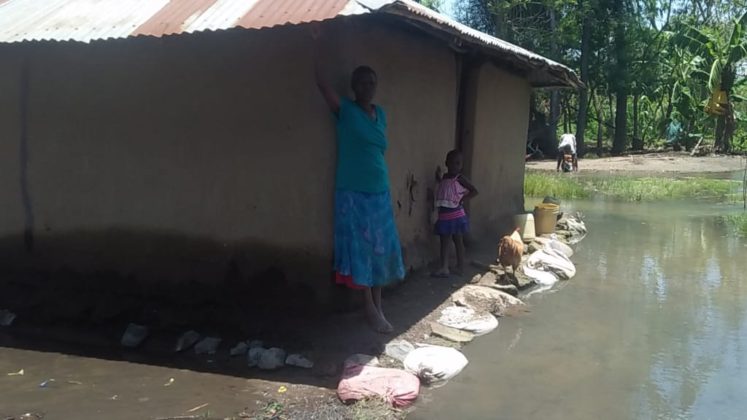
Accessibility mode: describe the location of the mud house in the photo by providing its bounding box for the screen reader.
[0,0,579,306]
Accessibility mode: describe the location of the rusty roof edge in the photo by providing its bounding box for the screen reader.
[376,0,582,89]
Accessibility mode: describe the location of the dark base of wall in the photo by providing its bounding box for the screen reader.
[0,228,437,334]
[0,229,358,331]
[0,267,336,334]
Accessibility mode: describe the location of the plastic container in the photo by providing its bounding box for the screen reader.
[513,213,536,241]
[534,203,559,235]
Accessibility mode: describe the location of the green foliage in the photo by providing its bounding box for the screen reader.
[723,213,747,236]
[453,0,747,153]
[415,0,443,11]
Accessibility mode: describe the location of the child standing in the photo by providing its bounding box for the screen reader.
[433,150,478,277]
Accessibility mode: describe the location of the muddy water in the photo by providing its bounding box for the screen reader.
[413,200,747,420]
[0,344,269,419]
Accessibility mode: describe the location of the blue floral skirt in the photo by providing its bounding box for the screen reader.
[334,190,406,289]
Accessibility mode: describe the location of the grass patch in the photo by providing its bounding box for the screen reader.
[724,213,747,236]
[253,396,406,420]
[525,171,740,202]
[348,398,406,420]
[523,172,590,199]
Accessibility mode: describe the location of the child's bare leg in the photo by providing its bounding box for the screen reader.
[453,234,465,274]
[435,234,451,276]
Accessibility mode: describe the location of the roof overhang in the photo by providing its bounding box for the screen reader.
[0,0,581,88]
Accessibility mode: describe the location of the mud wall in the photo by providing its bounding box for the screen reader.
[0,19,459,305]
[0,18,530,308]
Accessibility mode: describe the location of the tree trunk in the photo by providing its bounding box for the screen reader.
[550,93,560,141]
[613,94,628,154]
[575,0,591,157]
[593,90,604,156]
[663,88,674,135]
[715,113,726,153]
[611,0,628,155]
[493,2,511,42]
[661,58,680,138]
[716,68,737,153]
[632,93,643,150]
[548,7,561,152]
[724,104,735,154]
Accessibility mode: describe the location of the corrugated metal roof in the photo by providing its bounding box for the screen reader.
[0,0,367,43]
[0,0,580,87]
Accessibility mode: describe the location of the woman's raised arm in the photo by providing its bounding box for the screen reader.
[311,24,341,114]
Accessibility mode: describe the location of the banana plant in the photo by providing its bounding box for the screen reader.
[673,12,747,152]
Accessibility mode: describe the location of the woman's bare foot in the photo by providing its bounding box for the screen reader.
[378,308,393,333]
[365,306,393,333]
[364,287,393,333]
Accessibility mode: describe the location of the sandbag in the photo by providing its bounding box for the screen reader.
[437,306,498,336]
[404,345,468,385]
[545,239,574,258]
[337,364,420,407]
[556,213,587,245]
[522,241,576,287]
[522,265,559,286]
[385,340,416,363]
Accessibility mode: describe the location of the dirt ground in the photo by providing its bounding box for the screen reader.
[526,152,746,174]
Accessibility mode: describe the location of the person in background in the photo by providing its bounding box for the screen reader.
[556,133,579,172]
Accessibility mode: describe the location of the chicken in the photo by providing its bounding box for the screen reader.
[497,227,524,277]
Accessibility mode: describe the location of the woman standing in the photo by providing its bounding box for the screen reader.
[312,27,405,333]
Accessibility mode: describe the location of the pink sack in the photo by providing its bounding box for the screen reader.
[337,363,420,407]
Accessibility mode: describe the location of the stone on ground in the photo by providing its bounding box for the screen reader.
[286,354,314,369]
[258,347,287,370]
[344,354,380,368]
[247,347,266,367]
[230,341,248,357]
[430,321,475,343]
[174,330,201,352]
[0,309,16,327]
[121,323,148,348]
[451,285,524,316]
[194,337,222,355]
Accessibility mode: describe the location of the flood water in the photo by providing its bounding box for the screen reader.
[0,344,268,419]
[413,199,747,420]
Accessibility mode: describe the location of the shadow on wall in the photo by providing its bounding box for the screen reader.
[0,229,343,331]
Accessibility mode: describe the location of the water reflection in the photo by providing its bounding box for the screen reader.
[412,200,747,420]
